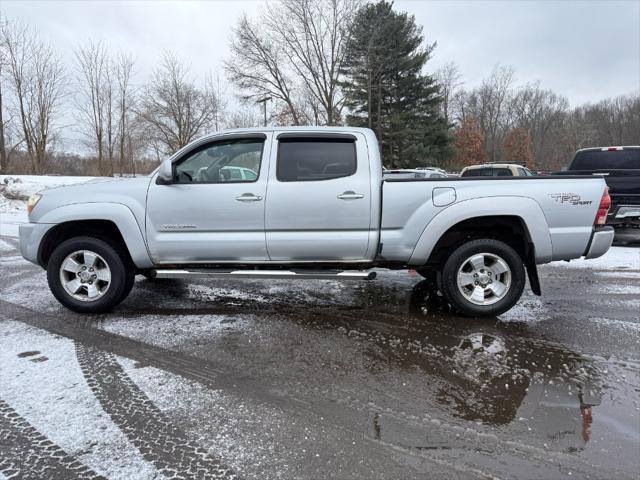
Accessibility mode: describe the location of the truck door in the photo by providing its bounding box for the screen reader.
[265,132,372,261]
[146,134,271,263]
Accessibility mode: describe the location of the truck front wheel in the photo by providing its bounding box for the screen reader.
[440,239,525,317]
[47,236,134,313]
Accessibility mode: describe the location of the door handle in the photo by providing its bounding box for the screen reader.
[235,193,263,202]
[337,191,364,200]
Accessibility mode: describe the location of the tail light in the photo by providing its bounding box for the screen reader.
[594,187,611,226]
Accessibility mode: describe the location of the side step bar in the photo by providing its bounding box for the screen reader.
[152,269,377,281]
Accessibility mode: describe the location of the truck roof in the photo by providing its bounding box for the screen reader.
[462,163,526,170]
[576,146,640,152]
[204,126,375,136]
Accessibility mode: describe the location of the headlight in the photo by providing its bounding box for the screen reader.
[27,193,42,215]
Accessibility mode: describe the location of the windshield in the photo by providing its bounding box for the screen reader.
[570,149,640,170]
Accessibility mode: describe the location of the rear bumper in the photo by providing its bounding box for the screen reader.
[608,204,640,226]
[584,227,614,259]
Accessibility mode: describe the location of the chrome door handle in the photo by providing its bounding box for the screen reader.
[337,191,364,200]
[235,193,262,202]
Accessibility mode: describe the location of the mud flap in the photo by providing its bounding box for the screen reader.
[525,249,541,296]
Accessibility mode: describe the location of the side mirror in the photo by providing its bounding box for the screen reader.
[156,159,173,185]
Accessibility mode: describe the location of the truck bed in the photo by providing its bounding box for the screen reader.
[380,175,607,265]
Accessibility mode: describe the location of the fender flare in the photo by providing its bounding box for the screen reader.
[407,196,553,266]
[37,202,153,268]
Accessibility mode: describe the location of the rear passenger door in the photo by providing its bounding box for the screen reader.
[265,133,371,261]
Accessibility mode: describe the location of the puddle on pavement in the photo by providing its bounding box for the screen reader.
[268,278,625,453]
[79,275,638,458]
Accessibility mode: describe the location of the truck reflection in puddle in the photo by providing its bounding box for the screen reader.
[372,279,607,453]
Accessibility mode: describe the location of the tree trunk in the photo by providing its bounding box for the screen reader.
[0,83,7,174]
[367,66,372,129]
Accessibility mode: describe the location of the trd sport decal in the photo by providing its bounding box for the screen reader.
[549,193,593,206]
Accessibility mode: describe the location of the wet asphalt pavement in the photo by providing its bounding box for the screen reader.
[1,234,639,480]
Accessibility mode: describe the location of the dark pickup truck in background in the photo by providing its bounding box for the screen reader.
[559,146,640,240]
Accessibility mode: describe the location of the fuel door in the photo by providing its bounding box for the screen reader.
[432,187,456,207]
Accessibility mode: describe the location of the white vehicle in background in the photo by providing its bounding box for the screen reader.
[196,165,258,182]
[461,163,535,177]
[416,166,448,175]
[383,168,448,179]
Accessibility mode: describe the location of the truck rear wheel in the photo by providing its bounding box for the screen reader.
[47,236,134,313]
[440,239,525,317]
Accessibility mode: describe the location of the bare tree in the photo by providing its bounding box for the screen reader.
[75,41,119,176]
[113,52,135,176]
[224,105,262,129]
[434,61,463,126]
[226,14,302,125]
[210,72,227,131]
[264,0,359,125]
[510,82,568,165]
[227,0,359,126]
[2,20,64,174]
[138,51,219,155]
[0,16,8,173]
[455,65,515,161]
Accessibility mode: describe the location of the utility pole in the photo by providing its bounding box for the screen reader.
[256,96,272,127]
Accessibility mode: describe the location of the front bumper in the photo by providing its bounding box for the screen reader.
[19,222,55,267]
[584,227,615,259]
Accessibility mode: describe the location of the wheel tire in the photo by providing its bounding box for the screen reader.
[47,236,134,313]
[118,263,136,303]
[414,267,435,280]
[440,238,525,317]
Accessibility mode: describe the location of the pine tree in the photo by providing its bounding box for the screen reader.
[340,1,450,168]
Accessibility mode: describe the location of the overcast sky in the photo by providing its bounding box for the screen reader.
[2,0,639,149]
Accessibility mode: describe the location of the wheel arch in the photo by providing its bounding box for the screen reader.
[36,203,153,269]
[408,196,553,267]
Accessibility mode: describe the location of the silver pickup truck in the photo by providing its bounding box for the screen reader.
[19,127,614,316]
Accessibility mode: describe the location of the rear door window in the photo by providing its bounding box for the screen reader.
[462,168,493,177]
[494,168,512,176]
[277,138,357,182]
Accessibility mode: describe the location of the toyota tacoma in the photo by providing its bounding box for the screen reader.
[19,127,614,316]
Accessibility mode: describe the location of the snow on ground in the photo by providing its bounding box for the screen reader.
[546,246,640,270]
[0,174,98,200]
[1,174,100,237]
[0,321,158,479]
[0,210,27,237]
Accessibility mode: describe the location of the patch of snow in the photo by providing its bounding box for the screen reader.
[546,247,640,271]
[186,283,269,304]
[586,317,640,333]
[600,284,640,295]
[0,257,63,312]
[594,271,640,279]
[101,314,251,349]
[0,195,26,214]
[118,356,298,479]
[0,321,158,479]
[0,174,98,200]
[0,210,28,237]
[0,238,15,252]
[499,297,548,324]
